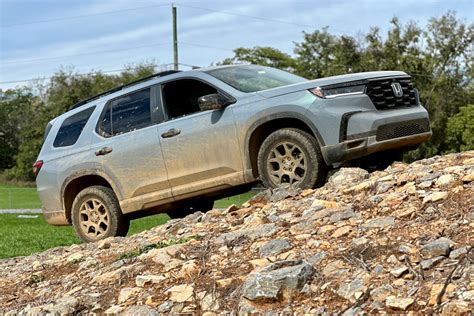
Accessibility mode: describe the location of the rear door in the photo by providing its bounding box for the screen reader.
[91,86,172,212]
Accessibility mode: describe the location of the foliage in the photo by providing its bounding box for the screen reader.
[446,105,474,152]
[219,46,297,72]
[2,62,158,180]
[0,89,38,170]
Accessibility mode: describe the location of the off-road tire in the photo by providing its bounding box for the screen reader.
[71,185,129,242]
[168,199,214,219]
[257,128,328,189]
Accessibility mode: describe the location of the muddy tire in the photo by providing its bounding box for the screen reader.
[168,199,214,219]
[257,128,328,189]
[71,186,129,242]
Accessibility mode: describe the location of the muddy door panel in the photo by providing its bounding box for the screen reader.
[158,109,244,199]
[91,126,172,213]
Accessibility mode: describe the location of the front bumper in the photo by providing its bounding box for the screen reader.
[322,130,432,164]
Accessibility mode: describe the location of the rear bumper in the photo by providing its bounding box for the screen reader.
[322,131,432,164]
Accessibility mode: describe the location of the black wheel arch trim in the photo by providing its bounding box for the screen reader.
[244,112,326,170]
[60,169,123,211]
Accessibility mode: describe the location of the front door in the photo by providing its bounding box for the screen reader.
[157,79,244,199]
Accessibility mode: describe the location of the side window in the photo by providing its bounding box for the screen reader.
[98,88,152,137]
[53,107,95,147]
[162,79,217,120]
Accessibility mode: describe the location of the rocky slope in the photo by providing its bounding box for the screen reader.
[1,151,473,315]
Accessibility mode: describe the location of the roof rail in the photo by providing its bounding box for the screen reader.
[69,70,182,111]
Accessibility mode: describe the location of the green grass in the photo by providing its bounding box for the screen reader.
[0,183,255,210]
[214,191,256,208]
[0,184,41,209]
[0,213,170,259]
[0,184,255,259]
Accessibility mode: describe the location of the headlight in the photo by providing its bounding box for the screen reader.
[309,83,366,99]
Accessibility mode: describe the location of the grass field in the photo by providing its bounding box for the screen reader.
[0,184,41,209]
[0,185,255,259]
[0,213,171,259]
[0,183,255,210]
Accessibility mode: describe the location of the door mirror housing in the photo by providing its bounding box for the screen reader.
[198,93,234,111]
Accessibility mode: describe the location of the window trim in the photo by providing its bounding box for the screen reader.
[52,106,96,148]
[95,86,157,138]
[158,76,235,122]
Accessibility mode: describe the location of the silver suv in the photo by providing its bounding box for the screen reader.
[34,65,431,241]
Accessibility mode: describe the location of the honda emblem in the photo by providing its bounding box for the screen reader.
[391,82,404,98]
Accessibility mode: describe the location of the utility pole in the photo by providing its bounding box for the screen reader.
[172,4,178,70]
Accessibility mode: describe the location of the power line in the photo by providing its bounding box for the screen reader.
[176,3,356,35]
[1,42,233,66]
[0,63,174,84]
[0,3,170,28]
[1,43,171,65]
[179,42,234,52]
[1,2,355,36]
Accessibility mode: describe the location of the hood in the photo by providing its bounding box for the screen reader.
[256,71,408,98]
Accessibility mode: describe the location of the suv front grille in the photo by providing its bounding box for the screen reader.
[366,77,417,110]
[376,118,430,141]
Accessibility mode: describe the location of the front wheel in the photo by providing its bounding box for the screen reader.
[257,128,328,189]
[71,186,129,242]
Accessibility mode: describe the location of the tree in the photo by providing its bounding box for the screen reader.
[0,88,37,171]
[4,62,158,180]
[219,46,297,72]
[294,27,364,78]
[446,105,474,152]
[220,11,473,161]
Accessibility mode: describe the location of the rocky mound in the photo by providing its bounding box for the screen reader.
[1,151,473,315]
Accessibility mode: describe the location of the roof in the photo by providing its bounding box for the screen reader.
[69,70,182,111]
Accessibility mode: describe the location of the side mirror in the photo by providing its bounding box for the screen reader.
[198,93,234,111]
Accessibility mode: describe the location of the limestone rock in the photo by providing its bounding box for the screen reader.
[118,287,142,303]
[166,284,194,303]
[420,237,454,258]
[259,239,292,258]
[242,260,313,302]
[385,296,414,310]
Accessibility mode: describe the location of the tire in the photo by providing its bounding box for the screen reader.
[168,199,214,219]
[71,185,130,242]
[257,128,328,189]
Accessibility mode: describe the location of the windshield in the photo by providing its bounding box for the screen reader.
[207,65,307,93]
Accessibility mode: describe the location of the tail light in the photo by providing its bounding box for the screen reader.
[33,160,43,177]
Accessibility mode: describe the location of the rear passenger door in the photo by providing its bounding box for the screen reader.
[91,86,172,212]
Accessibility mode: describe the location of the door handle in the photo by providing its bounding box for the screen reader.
[161,128,181,138]
[95,146,113,156]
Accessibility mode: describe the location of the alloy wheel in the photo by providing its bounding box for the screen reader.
[267,141,307,186]
[78,198,110,240]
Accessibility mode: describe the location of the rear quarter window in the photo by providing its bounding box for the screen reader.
[97,88,152,137]
[53,107,95,147]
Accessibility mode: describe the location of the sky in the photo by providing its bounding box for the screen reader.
[0,0,473,90]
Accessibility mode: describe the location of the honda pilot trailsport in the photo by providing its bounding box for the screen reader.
[35,65,431,242]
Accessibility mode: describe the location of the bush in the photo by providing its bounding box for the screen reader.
[446,105,474,152]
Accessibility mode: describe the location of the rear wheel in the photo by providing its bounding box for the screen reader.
[71,186,129,242]
[257,128,328,189]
